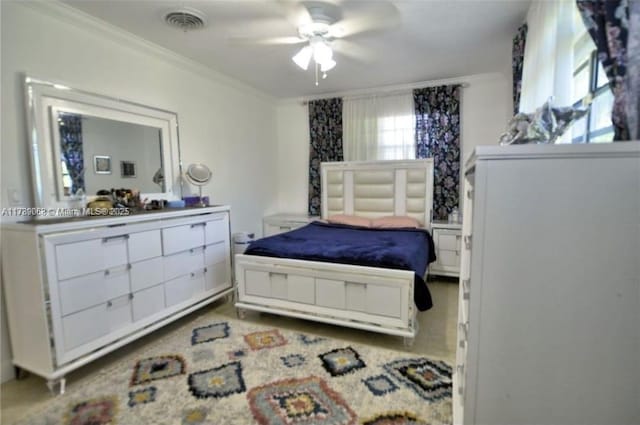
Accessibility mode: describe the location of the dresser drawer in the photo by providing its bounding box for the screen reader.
[204,262,230,293]
[58,265,130,316]
[130,257,164,292]
[164,247,205,281]
[62,294,132,351]
[55,234,128,280]
[132,284,165,322]
[205,214,229,245]
[165,273,205,307]
[205,241,227,266]
[128,230,162,263]
[162,223,205,256]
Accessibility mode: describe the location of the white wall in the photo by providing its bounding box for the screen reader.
[276,102,310,213]
[0,1,279,382]
[274,72,512,215]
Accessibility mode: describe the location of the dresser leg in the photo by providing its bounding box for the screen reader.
[403,337,415,349]
[46,377,66,395]
[14,366,29,380]
[236,308,246,319]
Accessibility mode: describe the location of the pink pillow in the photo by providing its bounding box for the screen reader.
[326,214,371,227]
[371,216,421,228]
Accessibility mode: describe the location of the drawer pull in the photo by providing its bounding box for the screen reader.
[467,189,474,199]
[104,269,110,276]
[464,235,472,249]
[129,293,134,300]
[190,222,207,229]
[127,263,132,270]
[458,385,464,396]
[191,268,208,278]
[459,322,469,341]
[106,300,113,308]
[462,279,470,299]
[456,364,464,375]
[102,234,129,243]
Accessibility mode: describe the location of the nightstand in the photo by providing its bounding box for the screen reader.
[429,220,462,277]
[263,213,319,237]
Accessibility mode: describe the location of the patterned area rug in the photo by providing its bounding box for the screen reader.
[14,311,452,425]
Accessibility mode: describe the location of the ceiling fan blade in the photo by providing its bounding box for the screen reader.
[328,2,400,38]
[276,0,313,27]
[227,36,306,46]
[331,39,376,63]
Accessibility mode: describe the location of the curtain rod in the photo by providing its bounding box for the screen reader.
[300,82,470,105]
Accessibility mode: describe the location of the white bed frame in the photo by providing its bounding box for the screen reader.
[235,159,434,343]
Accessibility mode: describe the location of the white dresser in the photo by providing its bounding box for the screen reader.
[2,206,232,391]
[263,213,318,237]
[429,221,462,277]
[453,143,640,424]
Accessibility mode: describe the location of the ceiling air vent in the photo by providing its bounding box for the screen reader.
[163,7,207,31]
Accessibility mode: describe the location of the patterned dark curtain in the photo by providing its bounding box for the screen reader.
[626,0,639,140]
[577,0,630,141]
[308,98,343,216]
[512,23,528,115]
[58,113,85,194]
[414,85,460,221]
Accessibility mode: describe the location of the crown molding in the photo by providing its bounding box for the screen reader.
[276,72,509,106]
[18,0,276,104]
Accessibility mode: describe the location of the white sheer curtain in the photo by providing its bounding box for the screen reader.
[520,0,576,113]
[343,92,415,161]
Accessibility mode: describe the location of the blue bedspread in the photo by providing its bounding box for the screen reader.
[244,221,435,311]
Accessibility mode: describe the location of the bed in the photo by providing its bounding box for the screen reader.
[234,159,435,343]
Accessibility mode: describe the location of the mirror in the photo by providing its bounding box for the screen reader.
[184,163,212,207]
[25,76,181,211]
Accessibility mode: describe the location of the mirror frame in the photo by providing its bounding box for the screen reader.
[25,76,182,210]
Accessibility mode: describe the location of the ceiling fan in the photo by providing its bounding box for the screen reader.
[229,1,400,86]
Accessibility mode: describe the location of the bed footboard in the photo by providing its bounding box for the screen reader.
[234,254,417,338]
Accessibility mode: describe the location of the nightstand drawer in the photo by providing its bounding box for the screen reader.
[437,250,460,267]
[263,214,318,237]
[437,232,462,251]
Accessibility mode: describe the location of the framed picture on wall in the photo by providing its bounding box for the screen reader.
[121,161,136,178]
[94,155,111,174]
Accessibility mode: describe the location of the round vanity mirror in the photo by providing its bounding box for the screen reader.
[184,163,212,207]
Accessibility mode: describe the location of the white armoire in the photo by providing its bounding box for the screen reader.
[453,142,639,425]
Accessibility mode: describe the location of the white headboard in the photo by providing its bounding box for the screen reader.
[320,159,434,229]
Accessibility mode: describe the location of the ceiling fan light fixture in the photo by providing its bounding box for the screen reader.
[312,40,333,64]
[292,46,312,70]
[298,21,331,39]
[320,58,336,72]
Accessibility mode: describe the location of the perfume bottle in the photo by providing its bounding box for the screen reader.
[449,207,460,224]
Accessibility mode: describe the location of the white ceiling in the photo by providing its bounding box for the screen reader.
[61,0,530,98]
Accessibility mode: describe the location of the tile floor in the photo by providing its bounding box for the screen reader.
[0,279,458,424]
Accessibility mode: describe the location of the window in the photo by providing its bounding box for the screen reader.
[571,10,614,143]
[343,93,415,161]
[376,114,415,160]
